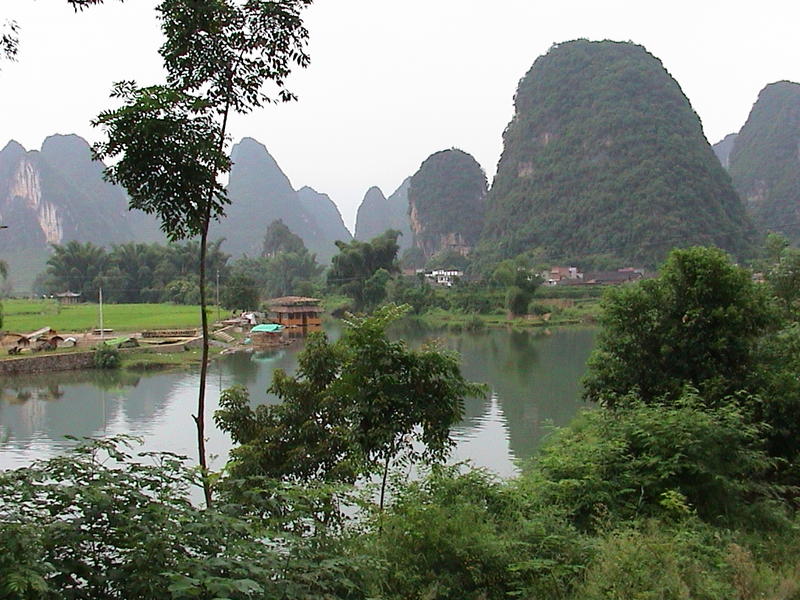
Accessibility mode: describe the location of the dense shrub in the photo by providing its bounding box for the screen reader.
[370,466,590,600]
[0,437,373,600]
[93,344,121,369]
[525,392,782,530]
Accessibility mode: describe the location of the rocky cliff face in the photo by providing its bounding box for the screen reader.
[480,39,756,266]
[354,179,413,250]
[713,133,738,169]
[211,137,347,263]
[0,136,163,290]
[407,149,486,259]
[727,81,800,241]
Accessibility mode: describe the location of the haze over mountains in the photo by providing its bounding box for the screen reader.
[3,39,800,292]
[353,182,413,250]
[210,137,351,263]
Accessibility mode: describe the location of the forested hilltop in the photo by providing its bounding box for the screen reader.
[480,39,756,267]
[408,148,487,259]
[726,81,800,242]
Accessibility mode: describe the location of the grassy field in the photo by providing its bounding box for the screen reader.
[2,299,220,333]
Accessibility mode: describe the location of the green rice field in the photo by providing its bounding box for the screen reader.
[2,299,220,333]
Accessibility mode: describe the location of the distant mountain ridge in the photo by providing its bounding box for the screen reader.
[354,179,413,250]
[0,135,353,291]
[296,186,352,249]
[723,81,800,241]
[211,137,351,263]
[480,39,756,266]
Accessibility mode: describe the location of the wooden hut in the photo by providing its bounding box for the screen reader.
[249,323,285,348]
[56,291,82,304]
[266,296,323,329]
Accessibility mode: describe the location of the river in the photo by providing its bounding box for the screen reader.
[0,324,595,476]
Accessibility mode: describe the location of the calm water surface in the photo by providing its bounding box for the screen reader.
[0,324,595,476]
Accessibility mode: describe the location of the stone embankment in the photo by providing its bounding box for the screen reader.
[0,351,95,376]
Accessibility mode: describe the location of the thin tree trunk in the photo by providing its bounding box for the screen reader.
[194,222,212,508]
[378,452,392,534]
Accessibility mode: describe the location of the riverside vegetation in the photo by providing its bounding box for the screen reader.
[2,246,800,599]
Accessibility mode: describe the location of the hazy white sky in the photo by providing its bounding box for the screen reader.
[2,0,799,232]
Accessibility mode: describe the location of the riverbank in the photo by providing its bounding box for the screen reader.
[411,299,600,331]
[322,291,602,330]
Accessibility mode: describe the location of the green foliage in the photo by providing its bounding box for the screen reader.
[93,344,121,369]
[94,81,230,241]
[494,258,540,316]
[767,246,800,317]
[765,232,791,264]
[215,333,358,485]
[505,285,529,316]
[573,521,735,600]
[231,248,322,301]
[220,272,259,310]
[0,259,5,329]
[327,230,401,310]
[407,149,487,258]
[528,394,782,530]
[93,0,313,510]
[400,246,426,270]
[162,277,200,305]
[583,246,775,406]
[40,239,230,304]
[370,465,589,600]
[425,249,472,272]
[0,436,373,600]
[445,282,505,314]
[729,81,800,241]
[387,274,437,314]
[755,323,800,478]
[481,40,756,266]
[362,267,391,309]
[44,240,107,298]
[262,218,306,257]
[215,305,484,501]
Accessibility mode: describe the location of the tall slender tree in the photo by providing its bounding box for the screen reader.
[94,0,311,507]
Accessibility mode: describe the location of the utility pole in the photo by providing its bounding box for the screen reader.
[216,269,220,323]
[99,286,104,341]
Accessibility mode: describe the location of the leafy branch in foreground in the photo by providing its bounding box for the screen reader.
[0,436,373,600]
[215,303,486,519]
[93,0,312,508]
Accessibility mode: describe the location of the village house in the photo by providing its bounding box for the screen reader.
[542,266,583,286]
[424,269,463,287]
[582,269,644,285]
[266,296,323,328]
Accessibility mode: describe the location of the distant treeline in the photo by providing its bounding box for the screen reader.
[35,222,322,308]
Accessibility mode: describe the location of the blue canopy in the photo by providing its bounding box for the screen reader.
[250,323,284,333]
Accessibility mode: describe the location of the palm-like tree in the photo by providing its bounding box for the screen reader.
[46,241,108,298]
